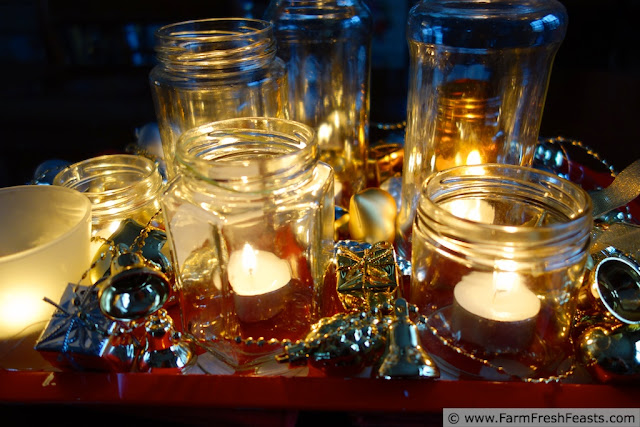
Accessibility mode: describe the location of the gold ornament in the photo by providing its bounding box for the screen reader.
[348,188,397,244]
[137,308,195,372]
[275,310,389,376]
[336,241,399,311]
[376,298,439,379]
[578,324,640,383]
[572,245,640,383]
[276,298,439,379]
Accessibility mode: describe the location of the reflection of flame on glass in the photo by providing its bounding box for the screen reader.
[448,198,495,223]
[434,79,501,172]
[317,123,332,145]
[466,150,482,165]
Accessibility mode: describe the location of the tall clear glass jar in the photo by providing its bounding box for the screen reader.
[149,18,289,178]
[411,164,592,380]
[397,0,568,256]
[264,0,373,207]
[53,154,164,259]
[161,117,334,374]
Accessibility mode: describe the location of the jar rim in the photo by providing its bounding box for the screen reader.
[154,18,277,74]
[176,117,318,190]
[53,154,162,214]
[418,164,592,244]
[155,18,273,42]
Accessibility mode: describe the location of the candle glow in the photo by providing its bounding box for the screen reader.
[228,244,291,297]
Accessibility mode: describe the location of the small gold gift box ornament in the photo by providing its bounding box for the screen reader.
[336,241,400,312]
[276,241,439,379]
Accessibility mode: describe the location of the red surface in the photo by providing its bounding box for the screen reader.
[1,370,639,411]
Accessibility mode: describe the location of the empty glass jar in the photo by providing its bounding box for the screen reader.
[264,0,373,207]
[53,154,164,260]
[161,117,334,374]
[149,18,289,178]
[396,0,568,256]
[410,164,592,380]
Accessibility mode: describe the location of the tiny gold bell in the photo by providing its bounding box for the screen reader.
[137,308,195,372]
[376,298,440,379]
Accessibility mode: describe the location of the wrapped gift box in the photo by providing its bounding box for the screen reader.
[35,283,136,372]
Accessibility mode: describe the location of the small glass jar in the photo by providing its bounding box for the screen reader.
[161,117,334,374]
[410,164,592,380]
[53,154,164,258]
[264,0,373,207]
[397,0,568,257]
[149,18,289,178]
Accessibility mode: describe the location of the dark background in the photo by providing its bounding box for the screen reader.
[1,0,639,187]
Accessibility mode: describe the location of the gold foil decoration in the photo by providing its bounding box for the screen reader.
[275,310,388,375]
[336,241,399,311]
[348,188,397,244]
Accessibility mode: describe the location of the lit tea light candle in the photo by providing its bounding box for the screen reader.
[228,243,292,323]
[451,270,541,354]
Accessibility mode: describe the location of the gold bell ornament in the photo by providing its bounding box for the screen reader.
[376,298,440,379]
[97,250,195,372]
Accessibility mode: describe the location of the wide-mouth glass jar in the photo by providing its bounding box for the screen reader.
[264,0,373,207]
[410,164,592,380]
[396,0,568,257]
[53,154,164,257]
[149,18,289,178]
[161,117,334,375]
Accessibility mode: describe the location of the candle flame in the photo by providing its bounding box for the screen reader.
[493,260,520,293]
[241,243,257,274]
[493,271,518,293]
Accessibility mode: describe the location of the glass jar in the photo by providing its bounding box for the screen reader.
[161,117,334,374]
[53,154,164,260]
[264,0,373,207]
[410,164,592,380]
[149,18,289,178]
[397,0,568,257]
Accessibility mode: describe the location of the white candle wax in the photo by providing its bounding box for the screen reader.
[454,271,541,322]
[451,270,541,354]
[228,244,291,296]
[227,244,292,323]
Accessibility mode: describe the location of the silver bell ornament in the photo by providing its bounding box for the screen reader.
[376,298,439,380]
[590,247,640,325]
[574,246,640,382]
[98,251,171,321]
